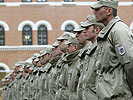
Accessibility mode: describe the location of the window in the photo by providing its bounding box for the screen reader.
[38,25,48,45]
[65,24,75,33]
[0,26,5,46]
[22,25,32,45]
[37,0,46,2]
[64,0,74,2]
[0,0,4,2]
[22,0,32,2]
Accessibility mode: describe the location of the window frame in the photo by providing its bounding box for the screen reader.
[38,25,48,45]
[64,0,74,2]
[22,0,32,2]
[22,25,33,45]
[37,0,47,2]
[0,0,4,2]
[65,24,75,33]
[0,26,5,46]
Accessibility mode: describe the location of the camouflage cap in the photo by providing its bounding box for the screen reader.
[5,73,11,79]
[32,53,40,60]
[13,61,25,69]
[52,41,59,48]
[1,78,6,82]
[29,66,34,71]
[65,37,79,45]
[19,67,24,72]
[81,15,104,28]
[74,24,85,32]
[34,57,40,62]
[40,48,53,57]
[40,50,46,57]
[91,0,119,9]
[25,63,32,68]
[57,32,75,41]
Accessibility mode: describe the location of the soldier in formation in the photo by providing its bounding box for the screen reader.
[1,0,133,100]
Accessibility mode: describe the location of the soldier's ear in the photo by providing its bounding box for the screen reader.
[95,27,100,35]
[107,8,113,16]
[75,45,78,50]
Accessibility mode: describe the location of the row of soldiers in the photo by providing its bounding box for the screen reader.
[1,0,133,100]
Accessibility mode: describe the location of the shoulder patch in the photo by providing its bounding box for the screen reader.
[118,46,125,56]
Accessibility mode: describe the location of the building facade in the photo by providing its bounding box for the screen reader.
[0,0,133,84]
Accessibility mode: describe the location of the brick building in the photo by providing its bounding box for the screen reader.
[0,0,133,88]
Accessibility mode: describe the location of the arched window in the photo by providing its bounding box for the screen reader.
[38,25,48,45]
[22,25,32,45]
[22,0,32,2]
[0,0,4,2]
[37,0,46,2]
[64,0,74,2]
[65,24,75,33]
[0,26,5,46]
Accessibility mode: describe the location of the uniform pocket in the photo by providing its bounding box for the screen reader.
[67,69,79,92]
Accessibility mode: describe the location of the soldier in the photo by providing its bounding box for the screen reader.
[3,74,11,100]
[91,0,133,99]
[1,78,8,100]
[13,61,25,74]
[55,37,80,100]
[23,63,33,100]
[55,32,76,99]
[48,42,63,100]
[74,24,92,100]
[38,48,53,100]
[32,54,42,100]
[79,15,104,100]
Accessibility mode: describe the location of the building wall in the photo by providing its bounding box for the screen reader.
[0,0,132,70]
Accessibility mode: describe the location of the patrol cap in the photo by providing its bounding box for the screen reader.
[13,61,25,69]
[40,50,46,57]
[40,48,53,57]
[57,32,75,41]
[32,53,40,60]
[5,73,11,79]
[19,67,24,72]
[52,41,59,48]
[74,25,85,32]
[34,57,40,62]
[1,78,6,82]
[91,0,119,9]
[25,63,32,68]
[65,37,79,45]
[29,66,34,71]
[81,15,104,28]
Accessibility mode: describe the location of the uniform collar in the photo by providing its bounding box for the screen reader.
[78,41,92,58]
[86,40,97,55]
[44,63,51,72]
[98,16,121,39]
[66,50,79,62]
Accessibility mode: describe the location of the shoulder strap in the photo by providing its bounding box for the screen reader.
[105,20,121,48]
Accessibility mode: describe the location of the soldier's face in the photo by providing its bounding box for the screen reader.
[59,40,68,53]
[85,26,97,42]
[40,54,50,65]
[15,66,21,73]
[93,7,108,23]
[32,60,37,65]
[36,61,42,67]
[67,44,77,53]
[52,46,63,57]
[75,30,86,45]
